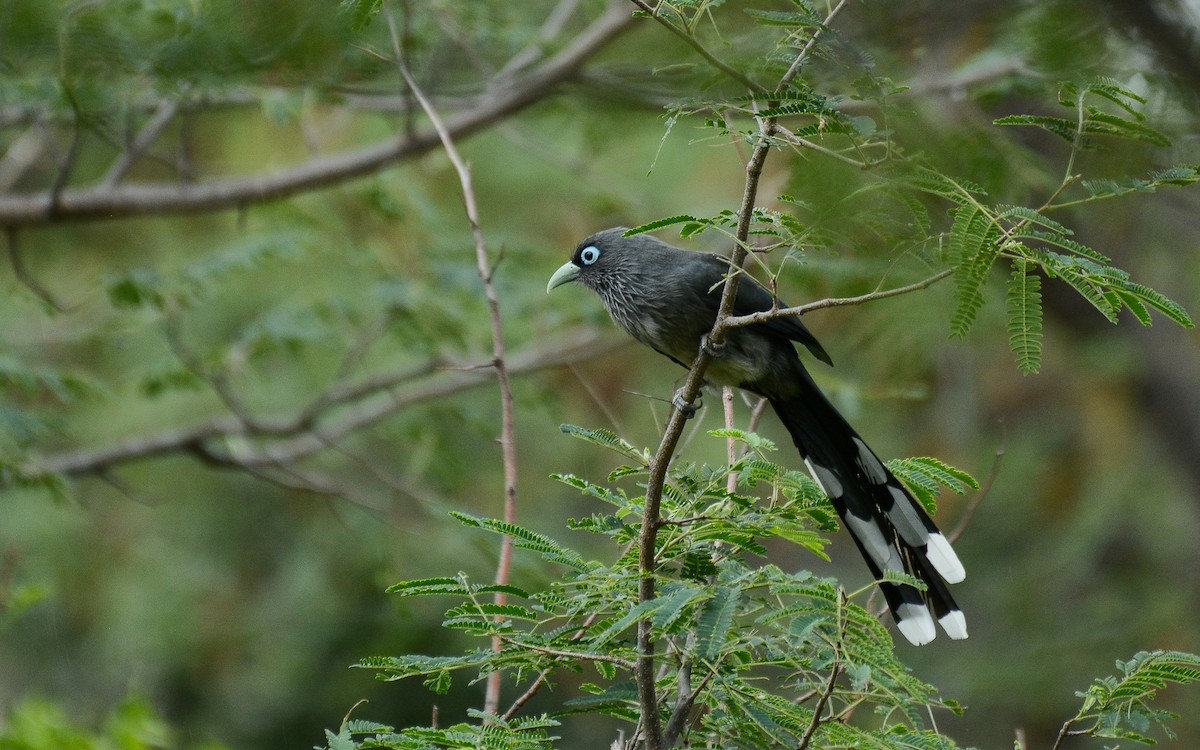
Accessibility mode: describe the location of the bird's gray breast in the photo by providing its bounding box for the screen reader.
[590,266,783,388]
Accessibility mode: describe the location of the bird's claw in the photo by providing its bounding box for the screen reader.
[700,332,724,357]
[672,387,701,418]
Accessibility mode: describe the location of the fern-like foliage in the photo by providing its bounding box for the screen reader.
[1006,258,1044,374]
[329,416,1200,750]
[1062,650,1200,745]
[340,431,981,750]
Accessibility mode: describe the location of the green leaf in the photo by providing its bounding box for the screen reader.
[339,0,383,32]
[473,583,532,598]
[994,114,1078,142]
[696,584,739,661]
[1083,109,1170,147]
[1006,260,1044,374]
[1016,229,1111,264]
[709,428,776,452]
[947,204,1000,338]
[588,598,658,647]
[623,216,702,236]
[996,204,1071,235]
[107,268,164,310]
[743,8,820,27]
[1119,282,1194,328]
[385,577,469,597]
[451,512,591,571]
[888,457,979,514]
[559,423,645,462]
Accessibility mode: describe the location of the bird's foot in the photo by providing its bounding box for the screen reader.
[672,387,701,418]
[700,332,724,357]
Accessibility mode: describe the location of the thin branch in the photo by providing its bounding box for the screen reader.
[948,433,1004,544]
[1050,717,1081,750]
[0,2,634,226]
[717,268,954,333]
[28,331,618,480]
[47,85,84,220]
[796,660,841,750]
[497,636,636,670]
[631,3,849,745]
[661,667,714,747]
[497,0,581,77]
[500,610,601,721]
[162,311,249,420]
[777,0,850,92]
[102,89,187,187]
[773,123,874,169]
[625,0,765,94]
[6,226,76,312]
[388,3,520,715]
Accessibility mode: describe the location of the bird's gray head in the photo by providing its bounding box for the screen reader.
[546,227,662,295]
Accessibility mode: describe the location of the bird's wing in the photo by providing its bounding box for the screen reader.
[696,254,833,366]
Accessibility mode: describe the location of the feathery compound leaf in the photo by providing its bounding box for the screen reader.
[1119,282,1195,328]
[947,205,1000,338]
[996,204,1071,235]
[696,584,740,661]
[1006,260,1044,374]
[1150,164,1200,185]
[898,166,987,206]
[559,423,645,462]
[623,216,702,236]
[1034,252,1122,323]
[1075,650,1200,743]
[386,577,469,597]
[649,582,710,634]
[743,8,821,27]
[450,512,589,570]
[1016,229,1111,264]
[888,457,979,506]
[552,473,631,508]
[994,114,1078,142]
[1082,109,1171,147]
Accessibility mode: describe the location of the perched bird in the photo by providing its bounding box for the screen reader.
[547,227,966,645]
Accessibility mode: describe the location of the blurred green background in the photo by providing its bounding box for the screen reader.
[1,0,1198,747]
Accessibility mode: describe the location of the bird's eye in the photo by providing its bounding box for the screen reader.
[579,246,601,265]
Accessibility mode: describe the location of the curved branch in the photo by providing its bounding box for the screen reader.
[0,1,633,226]
[718,268,953,332]
[28,331,620,479]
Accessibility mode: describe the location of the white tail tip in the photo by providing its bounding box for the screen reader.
[925,532,966,584]
[895,603,937,646]
[939,610,969,640]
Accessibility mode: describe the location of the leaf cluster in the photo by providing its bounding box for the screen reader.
[341,427,978,749]
[1063,650,1200,745]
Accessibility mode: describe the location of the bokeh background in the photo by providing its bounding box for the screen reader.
[1,1,1198,748]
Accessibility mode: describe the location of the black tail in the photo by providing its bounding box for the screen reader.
[764,378,967,645]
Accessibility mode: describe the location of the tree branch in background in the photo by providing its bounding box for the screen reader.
[102,89,188,188]
[26,331,619,482]
[388,2,520,716]
[0,2,634,226]
[6,226,76,312]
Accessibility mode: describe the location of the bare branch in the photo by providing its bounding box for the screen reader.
[388,0,522,715]
[625,0,765,94]
[0,2,634,226]
[497,0,581,78]
[718,268,954,333]
[948,434,1004,544]
[29,331,619,480]
[102,90,187,188]
[796,660,841,750]
[6,226,76,312]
